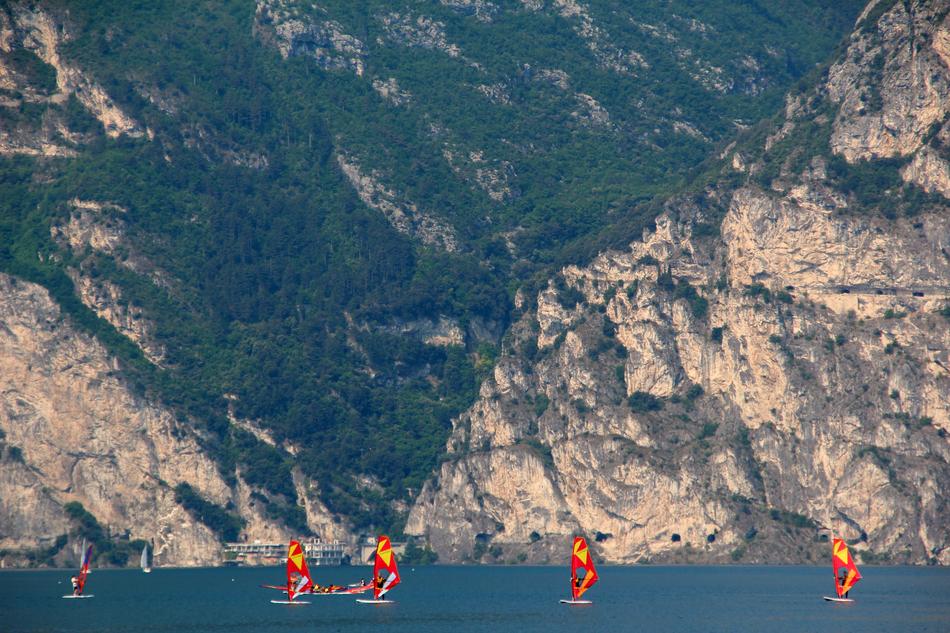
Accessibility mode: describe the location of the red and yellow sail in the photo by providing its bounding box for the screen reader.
[373,535,400,599]
[76,544,93,595]
[286,540,313,600]
[832,537,861,598]
[570,536,599,600]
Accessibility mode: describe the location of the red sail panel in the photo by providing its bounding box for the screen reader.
[373,535,400,599]
[570,536,599,600]
[286,540,313,600]
[832,537,862,597]
[77,544,93,595]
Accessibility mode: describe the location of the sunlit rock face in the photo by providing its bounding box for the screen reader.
[409,195,950,564]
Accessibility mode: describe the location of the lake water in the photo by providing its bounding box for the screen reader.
[2,565,948,633]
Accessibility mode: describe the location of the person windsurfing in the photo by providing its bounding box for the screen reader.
[838,568,850,598]
[70,576,80,596]
[375,573,387,599]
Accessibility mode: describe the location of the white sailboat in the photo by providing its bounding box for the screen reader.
[141,543,152,574]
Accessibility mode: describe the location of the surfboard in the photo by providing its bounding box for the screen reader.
[270,599,309,605]
[823,596,854,603]
[62,594,94,599]
[559,599,592,605]
[356,598,395,605]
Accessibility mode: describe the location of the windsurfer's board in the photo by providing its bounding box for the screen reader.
[357,598,395,604]
[823,596,854,603]
[270,599,309,605]
[62,594,94,599]
[560,599,592,605]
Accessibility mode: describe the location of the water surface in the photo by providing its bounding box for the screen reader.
[2,565,948,632]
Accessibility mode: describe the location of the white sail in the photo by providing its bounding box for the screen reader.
[141,544,152,573]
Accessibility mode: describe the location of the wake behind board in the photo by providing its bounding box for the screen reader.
[560,599,592,605]
[357,598,395,605]
[823,596,854,603]
[62,594,94,599]
[270,599,309,605]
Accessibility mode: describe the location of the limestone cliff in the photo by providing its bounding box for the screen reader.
[408,0,950,566]
[0,273,228,565]
[0,273,346,566]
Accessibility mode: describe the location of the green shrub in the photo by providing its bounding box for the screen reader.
[174,483,245,542]
[534,394,550,417]
[629,391,663,412]
[744,283,772,303]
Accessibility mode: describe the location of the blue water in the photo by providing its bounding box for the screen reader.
[1,565,948,632]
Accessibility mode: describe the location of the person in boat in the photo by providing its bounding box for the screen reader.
[70,576,80,596]
[360,578,367,587]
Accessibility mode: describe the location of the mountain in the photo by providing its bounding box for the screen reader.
[3,0,943,567]
[407,0,950,565]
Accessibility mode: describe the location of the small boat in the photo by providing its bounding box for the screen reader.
[270,540,312,605]
[63,544,94,599]
[356,535,400,604]
[559,536,598,605]
[140,544,152,574]
[823,536,862,603]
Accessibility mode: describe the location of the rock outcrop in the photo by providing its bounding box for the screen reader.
[828,0,949,163]
[0,274,229,565]
[409,194,950,565]
[0,272,352,566]
[2,4,144,139]
[336,152,459,252]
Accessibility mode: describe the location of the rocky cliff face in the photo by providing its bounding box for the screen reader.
[0,272,352,566]
[0,273,229,565]
[408,0,950,566]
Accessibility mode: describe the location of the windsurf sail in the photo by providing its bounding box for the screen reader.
[570,536,598,600]
[372,535,400,599]
[76,544,93,595]
[285,540,314,601]
[832,537,861,598]
[140,544,151,573]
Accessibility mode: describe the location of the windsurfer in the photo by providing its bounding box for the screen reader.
[376,574,387,600]
[838,569,849,598]
[70,576,80,596]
